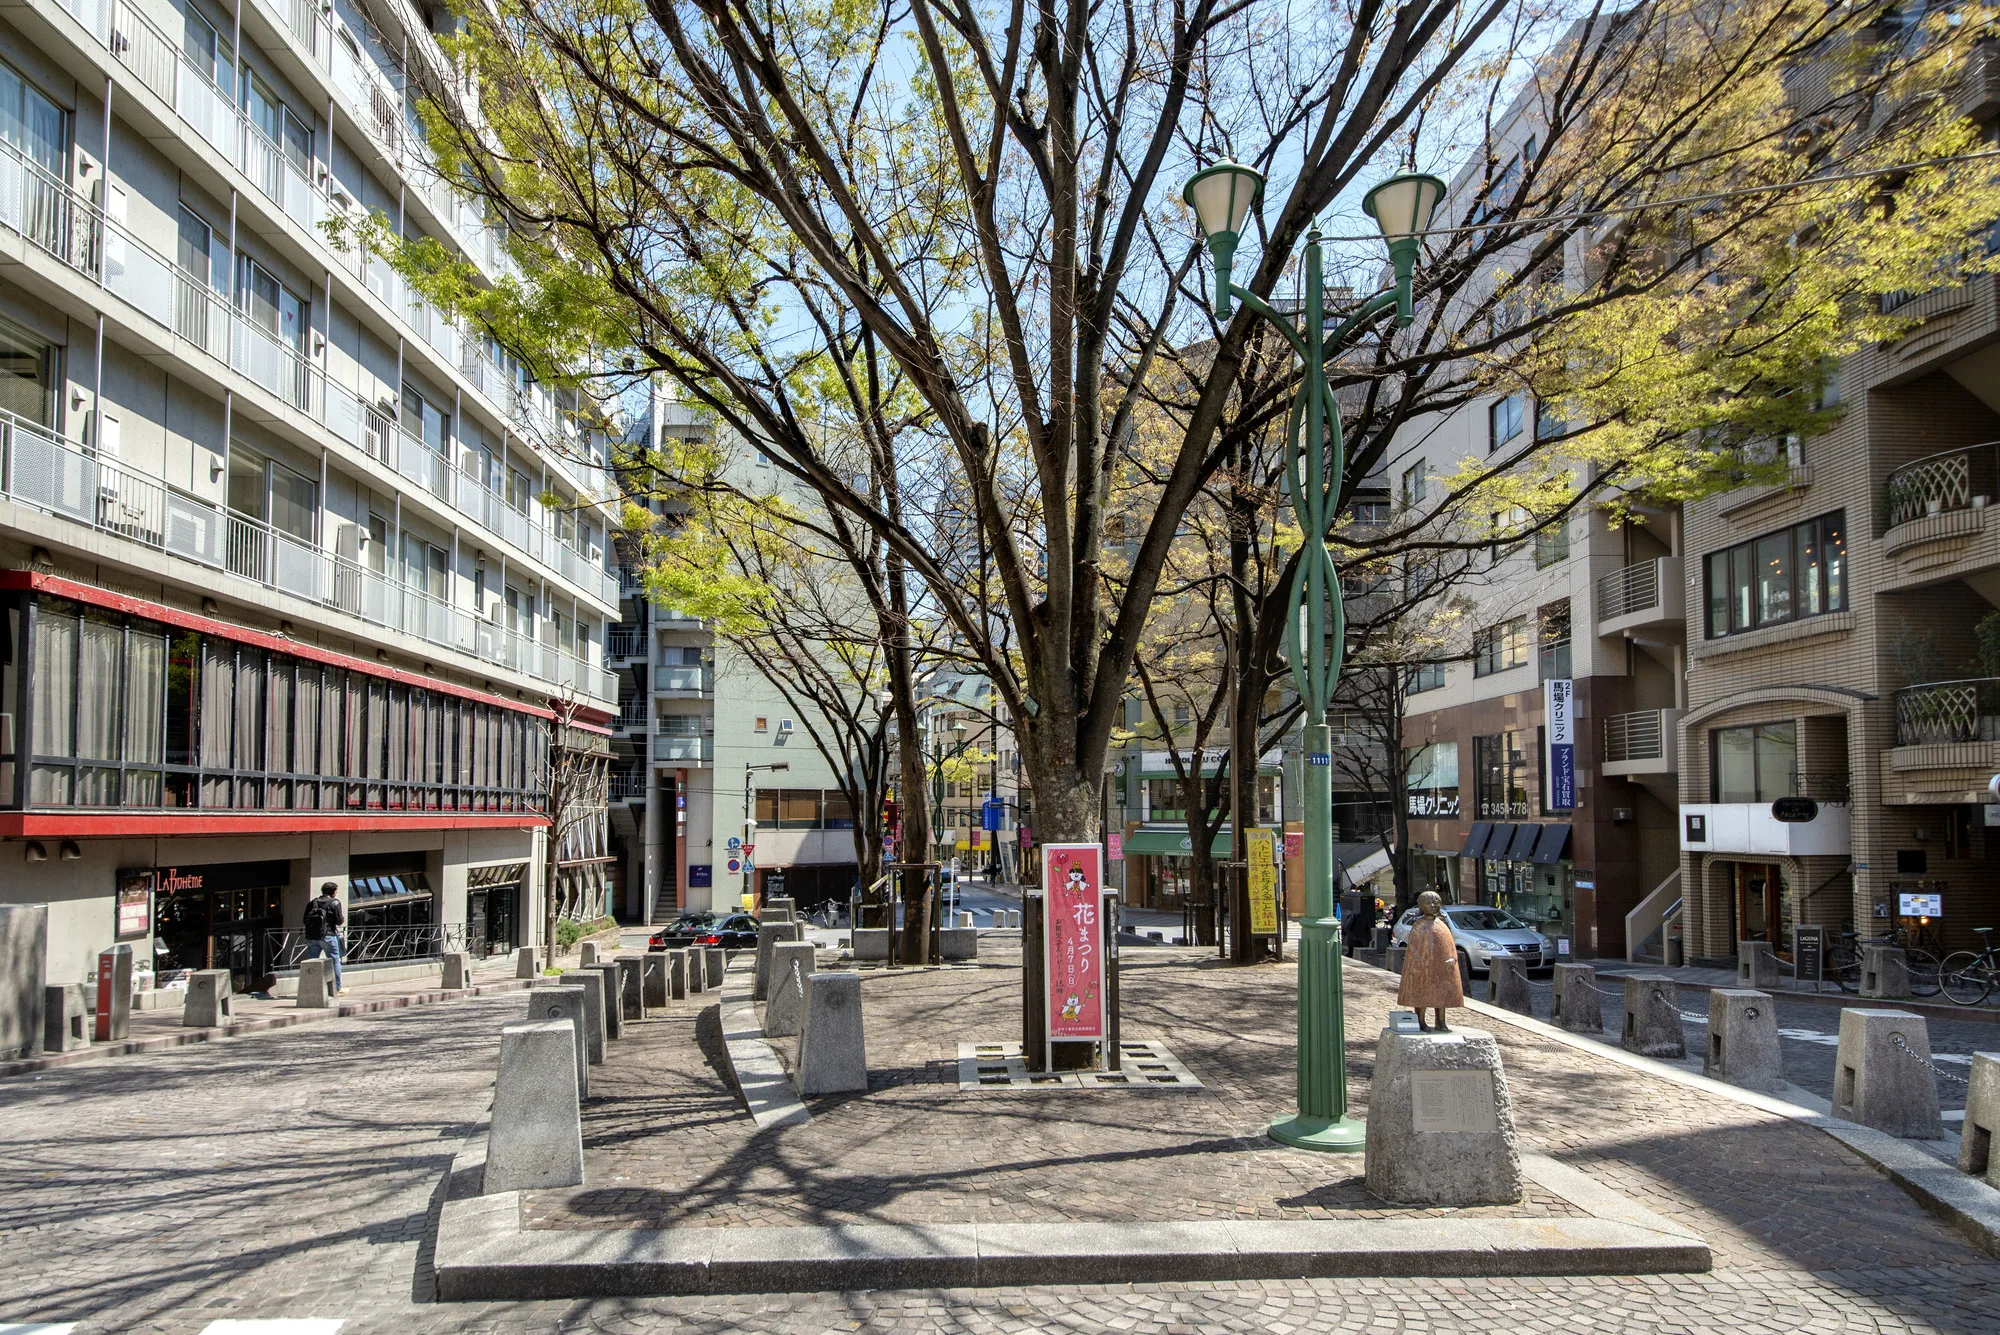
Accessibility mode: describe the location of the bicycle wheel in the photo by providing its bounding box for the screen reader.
[1905,948,1942,998]
[1938,951,1993,1006]
[1831,951,1861,994]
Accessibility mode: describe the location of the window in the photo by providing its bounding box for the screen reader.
[1473,617,1529,676]
[0,315,56,428]
[1538,601,1571,680]
[1704,512,1847,638]
[1712,722,1797,802]
[754,716,768,732]
[1473,731,1535,818]
[1534,519,1569,568]
[1535,398,1564,441]
[181,8,234,96]
[1405,741,1460,818]
[1488,394,1525,451]
[1408,656,1447,693]
[779,789,821,829]
[1401,460,1430,509]
[401,384,450,456]
[1347,497,1391,525]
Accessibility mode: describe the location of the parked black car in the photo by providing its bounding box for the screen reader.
[649,912,761,950]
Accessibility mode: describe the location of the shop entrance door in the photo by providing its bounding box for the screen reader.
[1735,863,1784,949]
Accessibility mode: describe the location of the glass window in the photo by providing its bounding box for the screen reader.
[1401,460,1429,509]
[402,384,450,455]
[1408,656,1446,693]
[1754,531,1791,625]
[1703,512,1847,638]
[0,315,55,428]
[32,607,76,761]
[1488,394,1525,450]
[779,788,821,828]
[1713,722,1796,802]
[1473,617,1529,677]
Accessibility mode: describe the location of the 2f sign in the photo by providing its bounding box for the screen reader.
[1545,679,1575,812]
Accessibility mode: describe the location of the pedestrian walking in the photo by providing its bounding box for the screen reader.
[303,882,345,995]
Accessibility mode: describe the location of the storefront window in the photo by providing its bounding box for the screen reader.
[1405,741,1460,818]
[1473,732,1535,818]
[1481,858,1572,938]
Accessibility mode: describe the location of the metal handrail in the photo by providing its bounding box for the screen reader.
[1895,677,2000,746]
[1594,557,1664,622]
[1883,441,2000,529]
[1603,709,1667,763]
[264,922,467,968]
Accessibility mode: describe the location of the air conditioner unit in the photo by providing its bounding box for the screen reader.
[778,719,795,733]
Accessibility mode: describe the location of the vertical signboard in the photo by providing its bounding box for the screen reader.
[1245,828,1279,935]
[1107,830,1123,861]
[114,869,155,940]
[1544,678,1576,811]
[1041,843,1105,1043]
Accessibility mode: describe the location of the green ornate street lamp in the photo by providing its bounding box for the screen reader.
[1183,161,1444,1152]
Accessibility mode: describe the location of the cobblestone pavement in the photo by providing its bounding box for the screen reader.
[3,946,2000,1333]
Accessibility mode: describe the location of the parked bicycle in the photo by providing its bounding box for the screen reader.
[1829,930,1942,998]
[1939,927,2000,1005]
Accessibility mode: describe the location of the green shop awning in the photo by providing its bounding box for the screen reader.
[1123,826,1232,858]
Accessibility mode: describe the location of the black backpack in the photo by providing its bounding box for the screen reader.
[304,897,332,940]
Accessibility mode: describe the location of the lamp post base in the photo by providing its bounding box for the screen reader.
[1268,1111,1366,1153]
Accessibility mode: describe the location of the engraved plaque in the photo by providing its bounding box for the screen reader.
[1409,1069,1497,1133]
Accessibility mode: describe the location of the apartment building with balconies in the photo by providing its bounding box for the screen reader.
[0,0,621,997]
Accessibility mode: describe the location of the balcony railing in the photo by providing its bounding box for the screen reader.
[1884,442,2000,530]
[1595,558,1664,622]
[655,664,712,694]
[1603,709,1667,763]
[613,700,648,730]
[0,408,612,704]
[656,735,714,764]
[1896,678,2000,745]
[608,768,644,801]
[606,630,644,659]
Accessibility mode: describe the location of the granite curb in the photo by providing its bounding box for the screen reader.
[431,1136,1708,1299]
[0,976,535,1080]
[715,950,811,1129]
[1591,964,2000,1027]
[1354,960,2000,1260]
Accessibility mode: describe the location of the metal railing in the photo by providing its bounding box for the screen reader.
[1595,557,1664,622]
[263,922,467,968]
[607,768,644,801]
[0,408,612,704]
[613,700,648,730]
[655,664,711,694]
[1884,442,2000,529]
[1896,678,2000,745]
[1603,709,1667,763]
[656,735,714,764]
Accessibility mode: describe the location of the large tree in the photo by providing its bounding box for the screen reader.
[379,0,2000,896]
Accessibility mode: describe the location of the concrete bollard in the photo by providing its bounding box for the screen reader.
[42,984,88,1053]
[704,947,726,987]
[1363,1026,1522,1206]
[1550,964,1602,1034]
[766,896,796,916]
[955,911,974,929]
[764,941,816,1038]
[641,954,669,1009]
[1387,944,1407,975]
[1621,975,1685,1058]
[993,908,1009,928]
[763,907,795,925]
[1704,988,1783,1092]
[587,963,623,1038]
[1833,1008,1945,1138]
[183,970,234,1027]
[524,985,589,1098]
[797,971,868,1095]
[940,927,979,961]
[1486,956,1533,1015]
[296,958,333,1009]
[557,970,608,1064]
[1860,946,1912,1000]
[1738,940,1781,989]
[682,947,707,994]
[851,928,890,962]
[1373,926,1394,951]
[486,1021,584,1192]
[1958,1052,2000,1185]
[615,957,645,1021]
[667,949,690,999]
[442,951,472,991]
[515,947,540,980]
[754,923,793,1001]
[579,941,600,967]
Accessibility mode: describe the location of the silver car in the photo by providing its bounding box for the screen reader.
[1391,905,1557,974]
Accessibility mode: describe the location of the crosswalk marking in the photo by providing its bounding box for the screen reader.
[197,1323,344,1334]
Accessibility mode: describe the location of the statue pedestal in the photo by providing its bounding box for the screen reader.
[1363,1023,1522,1206]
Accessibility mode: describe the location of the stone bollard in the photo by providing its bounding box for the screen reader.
[940,927,979,961]
[296,958,333,1009]
[1621,975,1685,1058]
[1373,926,1394,951]
[486,1021,584,1192]
[1363,1026,1522,1206]
[668,949,690,999]
[1833,1008,1945,1138]
[1550,964,1602,1033]
[1704,988,1783,1092]
[682,947,707,994]
[524,985,590,1098]
[1738,940,1781,989]
[993,908,1010,928]
[641,954,669,1009]
[615,957,645,1021]
[515,947,540,980]
[851,928,890,962]
[955,911,975,929]
[754,924,793,1001]
[579,941,600,967]
[766,896,796,916]
[764,941,816,1038]
[42,984,88,1053]
[1958,1052,2000,1185]
[442,951,472,991]
[1860,946,1912,1000]
[1486,956,1533,1015]
[587,963,623,1038]
[763,907,795,924]
[704,947,726,987]
[183,970,234,1027]
[557,971,608,1064]
[1387,945,1407,975]
[797,972,868,1095]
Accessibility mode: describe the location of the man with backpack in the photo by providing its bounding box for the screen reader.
[303,882,345,995]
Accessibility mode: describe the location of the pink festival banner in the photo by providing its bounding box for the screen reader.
[1042,842,1106,1043]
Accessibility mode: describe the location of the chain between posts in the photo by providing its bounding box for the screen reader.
[1890,1030,1968,1085]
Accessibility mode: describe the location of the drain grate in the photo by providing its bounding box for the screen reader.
[954,1039,1204,1091]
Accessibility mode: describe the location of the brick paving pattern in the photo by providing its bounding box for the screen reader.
[0,944,1997,1333]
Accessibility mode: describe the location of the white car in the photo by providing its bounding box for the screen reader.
[1390,904,1557,975]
